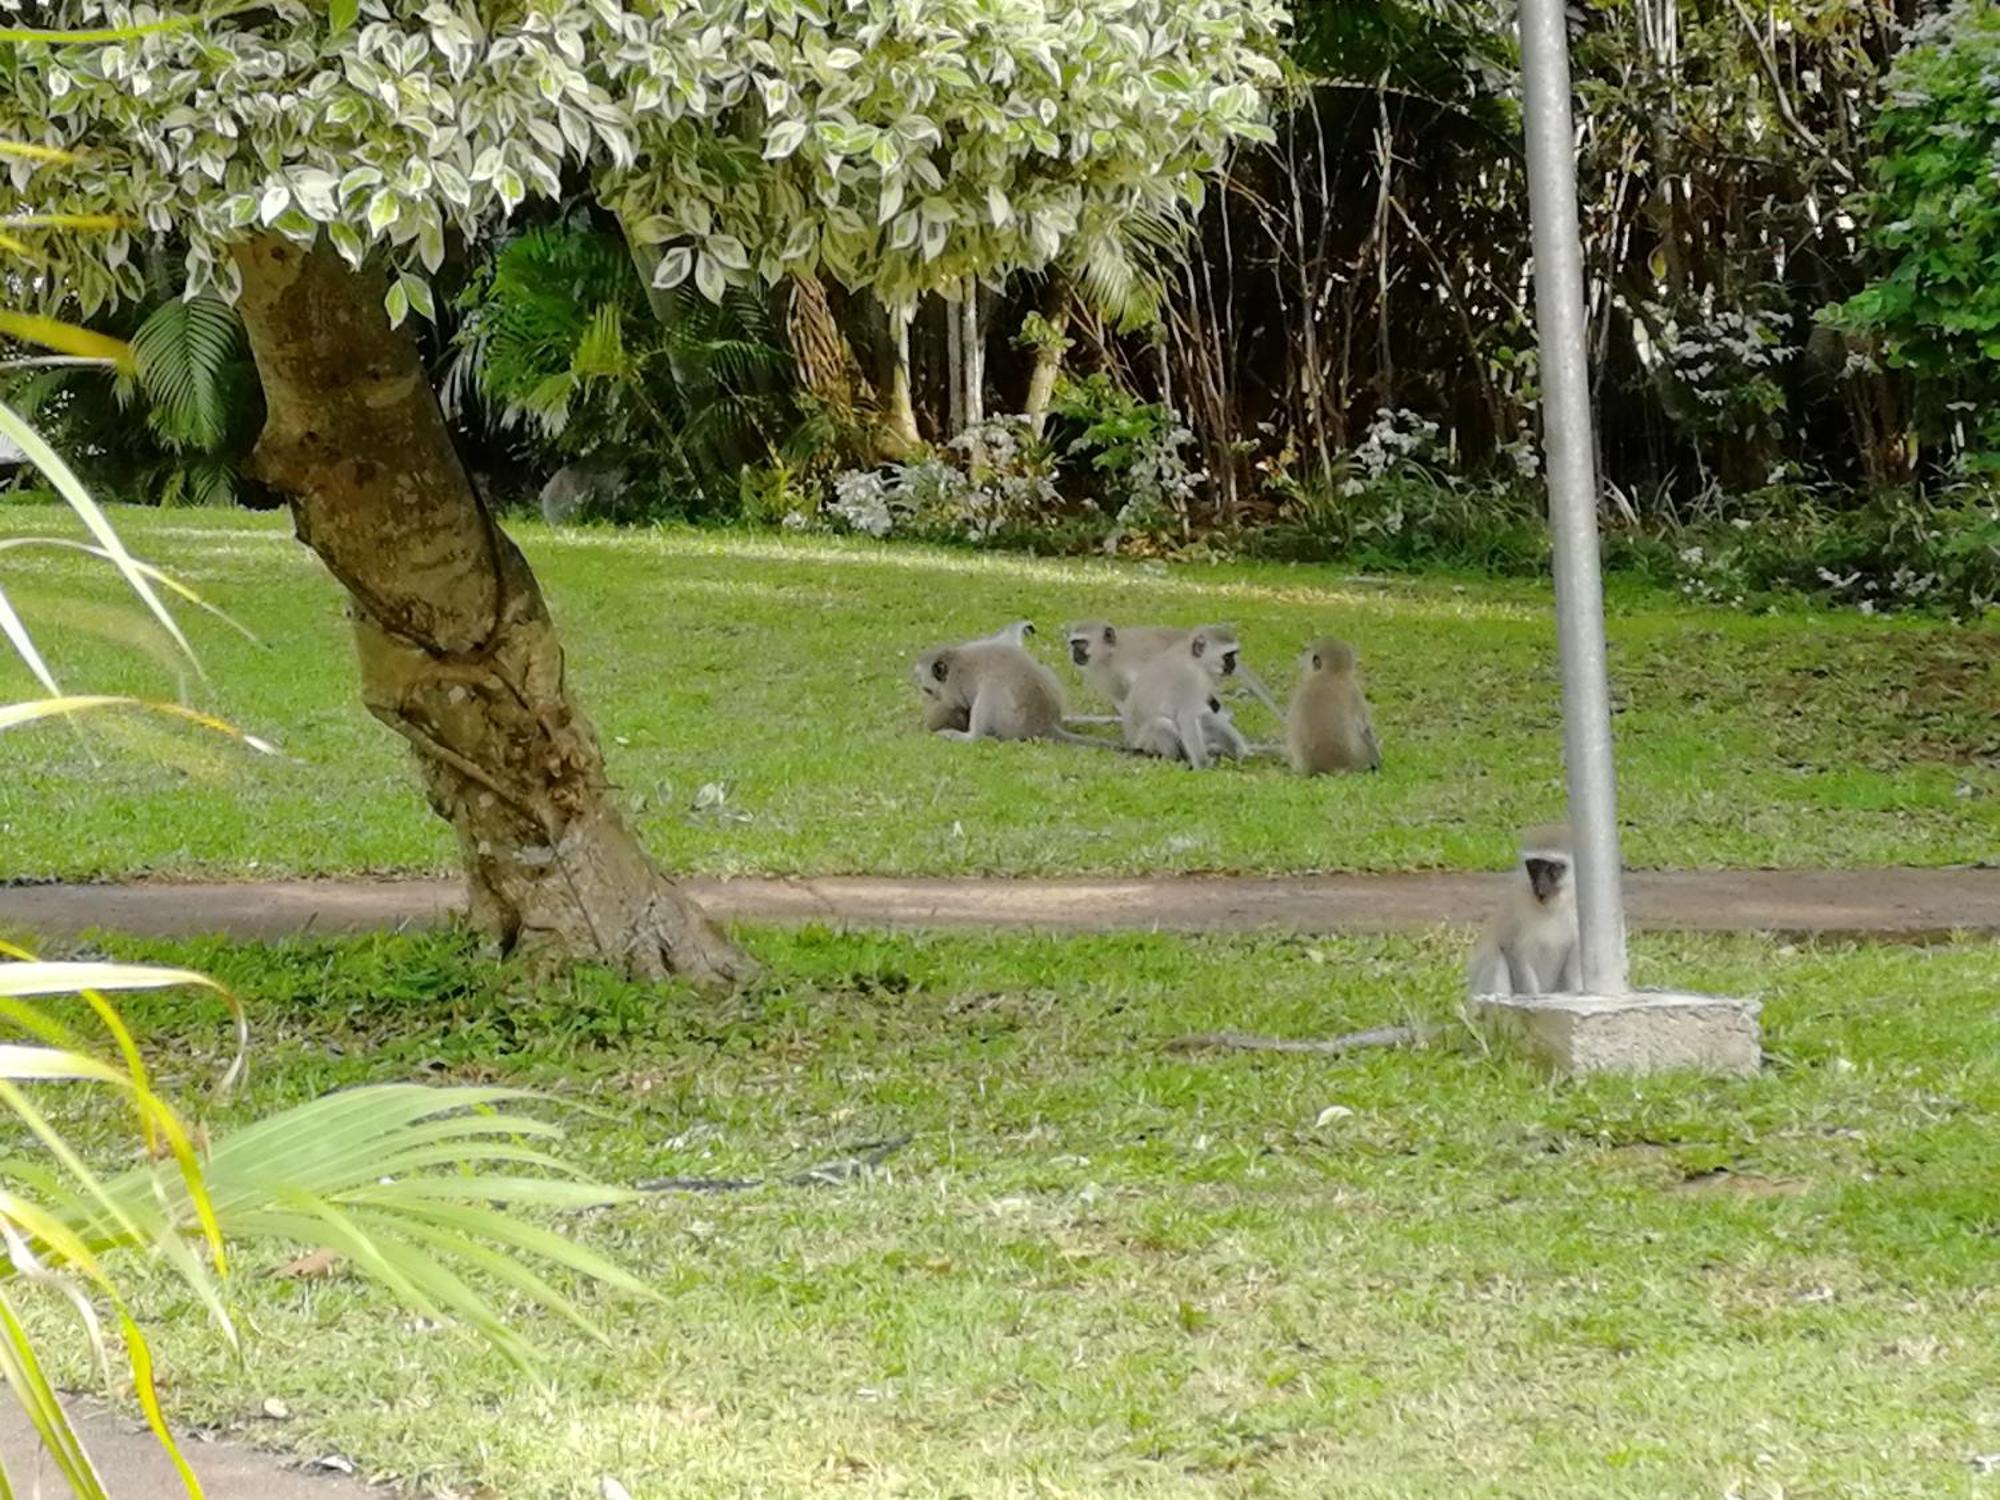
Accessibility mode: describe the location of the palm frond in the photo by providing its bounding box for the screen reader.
[130,298,243,453]
[83,1084,650,1370]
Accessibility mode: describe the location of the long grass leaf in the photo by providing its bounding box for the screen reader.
[0,312,132,373]
[0,938,166,1152]
[0,1286,106,1499]
[0,142,79,165]
[0,214,125,232]
[0,579,59,695]
[0,1219,109,1388]
[0,537,263,644]
[121,1316,204,1500]
[0,398,195,669]
[0,961,229,1003]
[0,17,196,42]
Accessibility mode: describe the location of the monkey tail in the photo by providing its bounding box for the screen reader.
[1054,729,1145,753]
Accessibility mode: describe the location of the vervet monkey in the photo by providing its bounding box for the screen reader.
[1120,626,1255,768]
[1065,619,1285,722]
[919,622,1039,730]
[1467,825,1580,997]
[1285,636,1382,774]
[914,638,1124,749]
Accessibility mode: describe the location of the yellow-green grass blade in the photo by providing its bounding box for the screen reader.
[0,313,132,373]
[0,578,59,696]
[120,1315,203,1499]
[0,1286,106,1499]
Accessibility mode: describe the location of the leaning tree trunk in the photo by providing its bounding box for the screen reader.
[229,234,756,991]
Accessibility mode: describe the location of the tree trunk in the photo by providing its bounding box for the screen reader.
[780,274,868,426]
[1022,276,1072,438]
[229,234,756,991]
[886,307,921,452]
[960,278,985,433]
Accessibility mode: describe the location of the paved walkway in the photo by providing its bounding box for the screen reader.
[4,868,1997,943]
[0,1397,374,1498]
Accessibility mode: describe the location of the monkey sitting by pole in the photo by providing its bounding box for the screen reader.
[1467,824,1580,996]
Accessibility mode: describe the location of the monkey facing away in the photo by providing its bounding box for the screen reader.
[919,622,1039,731]
[914,637,1124,749]
[1120,625,1257,768]
[1467,824,1581,997]
[1285,636,1381,774]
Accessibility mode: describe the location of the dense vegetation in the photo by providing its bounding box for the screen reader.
[9,0,1997,613]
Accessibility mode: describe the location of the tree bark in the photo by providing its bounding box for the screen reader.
[1022,276,1072,438]
[885,306,921,452]
[229,234,756,991]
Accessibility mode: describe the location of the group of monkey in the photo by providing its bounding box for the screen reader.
[910,618,1583,999]
[911,618,1382,774]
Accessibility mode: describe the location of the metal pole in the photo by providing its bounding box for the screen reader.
[1518,0,1629,994]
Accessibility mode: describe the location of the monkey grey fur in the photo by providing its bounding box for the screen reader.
[1467,824,1581,997]
[1119,626,1257,768]
[1285,636,1381,774]
[915,638,1125,749]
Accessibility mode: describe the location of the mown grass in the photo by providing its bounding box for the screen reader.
[16,926,1998,1498]
[0,504,1993,880]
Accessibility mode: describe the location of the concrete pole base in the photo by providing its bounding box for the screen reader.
[1469,990,1762,1077]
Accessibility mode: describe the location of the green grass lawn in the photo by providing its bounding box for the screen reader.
[22,926,1999,1498]
[0,504,1994,880]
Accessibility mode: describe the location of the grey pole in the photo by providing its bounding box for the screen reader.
[1517,0,1630,994]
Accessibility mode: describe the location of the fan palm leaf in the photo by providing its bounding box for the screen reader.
[129,298,244,453]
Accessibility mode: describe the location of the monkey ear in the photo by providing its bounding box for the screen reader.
[930,653,953,682]
[1102,626,1117,645]
[1022,622,1035,636]
[1311,652,1322,671]
[1190,634,1207,658]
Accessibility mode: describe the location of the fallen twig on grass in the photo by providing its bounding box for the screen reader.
[636,1135,913,1193]
[1164,1024,1439,1057]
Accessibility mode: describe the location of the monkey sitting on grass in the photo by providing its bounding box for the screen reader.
[913,632,1127,750]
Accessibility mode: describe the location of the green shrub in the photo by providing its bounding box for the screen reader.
[450,216,817,521]
[1834,2,2000,464]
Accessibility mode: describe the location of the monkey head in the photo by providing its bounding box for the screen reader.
[914,647,959,705]
[1189,626,1242,678]
[1304,637,1357,675]
[1518,824,1575,905]
[1063,621,1114,668]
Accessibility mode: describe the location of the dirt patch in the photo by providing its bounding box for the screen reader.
[3,867,1998,944]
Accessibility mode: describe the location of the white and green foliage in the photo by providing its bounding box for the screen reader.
[603,0,1287,314]
[0,0,1285,326]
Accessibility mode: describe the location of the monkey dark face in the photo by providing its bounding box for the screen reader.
[1069,638,1091,666]
[1525,855,1569,904]
[1220,648,1239,677]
